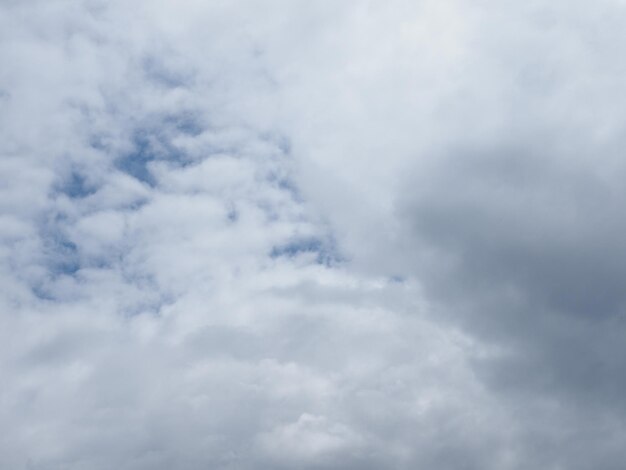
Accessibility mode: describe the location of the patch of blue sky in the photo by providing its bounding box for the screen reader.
[33,215,123,302]
[264,169,303,203]
[57,170,98,199]
[163,113,204,137]
[270,236,344,267]
[115,132,172,186]
[44,235,80,277]
[115,118,202,185]
[31,282,56,301]
[115,133,158,186]
[37,212,82,280]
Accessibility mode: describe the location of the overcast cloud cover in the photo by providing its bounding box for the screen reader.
[2,1,626,468]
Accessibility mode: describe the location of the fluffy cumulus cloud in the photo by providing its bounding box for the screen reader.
[2,1,626,468]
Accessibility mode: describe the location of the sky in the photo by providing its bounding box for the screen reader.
[2,1,626,469]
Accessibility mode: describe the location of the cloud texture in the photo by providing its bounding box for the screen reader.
[2,1,626,468]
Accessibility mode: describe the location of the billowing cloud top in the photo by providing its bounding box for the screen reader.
[2,1,626,469]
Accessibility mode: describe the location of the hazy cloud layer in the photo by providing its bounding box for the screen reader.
[2,1,626,469]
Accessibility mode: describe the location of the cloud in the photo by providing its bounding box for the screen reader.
[2,0,626,469]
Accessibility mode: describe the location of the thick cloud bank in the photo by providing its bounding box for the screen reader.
[2,1,626,469]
